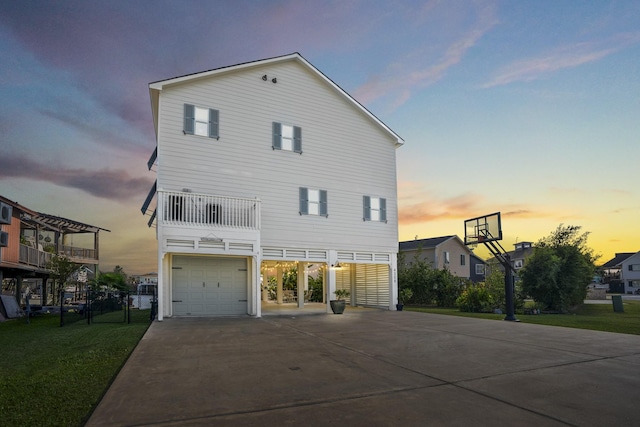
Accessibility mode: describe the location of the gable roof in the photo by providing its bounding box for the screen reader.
[470,252,486,264]
[399,235,457,251]
[148,52,403,147]
[601,252,636,269]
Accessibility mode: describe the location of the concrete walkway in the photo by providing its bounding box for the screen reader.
[87,308,640,426]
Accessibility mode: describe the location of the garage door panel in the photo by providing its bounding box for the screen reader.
[173,256,248,316]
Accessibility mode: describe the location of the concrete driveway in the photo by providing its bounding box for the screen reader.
[87,308,640,426]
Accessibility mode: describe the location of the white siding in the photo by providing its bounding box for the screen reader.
[156,60,398,254]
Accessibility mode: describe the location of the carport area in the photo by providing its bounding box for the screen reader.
[87,309,640,426]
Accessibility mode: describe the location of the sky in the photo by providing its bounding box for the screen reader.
[1,0,639,274]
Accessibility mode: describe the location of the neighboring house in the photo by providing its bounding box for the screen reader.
[487,241,535,277]
[600,252,635,293]
[0,195,107,311]
[469,252,486,283]
[141,53,403,319]
[618,252,640,294]
[132,272,158,285]
[399,236,472,279]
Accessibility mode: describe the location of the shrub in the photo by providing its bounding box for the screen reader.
[456,283,494,312]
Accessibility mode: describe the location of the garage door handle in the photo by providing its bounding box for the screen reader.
[172,300,182,302]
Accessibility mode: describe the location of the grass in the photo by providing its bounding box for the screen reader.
[407,300,640,335]
[0,310,151,426]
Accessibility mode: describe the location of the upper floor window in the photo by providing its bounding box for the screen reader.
[514,259,524,269]
[475,264,485,275]
[628,264,640,271]
[460,254,466,266]
[443,251,450,264]
[363,196,386,222]
[184,104,219,139]
[299,187,327,217]
[273,122,302,153]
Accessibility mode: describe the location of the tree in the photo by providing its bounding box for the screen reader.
[47,254,80,305]
[520,225,598,312]
[92,271,129,292]
[398,251,464,307]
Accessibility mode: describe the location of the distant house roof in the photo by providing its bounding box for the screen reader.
[399,236,457,251]
[601,253,636,269]
[470,252,486,264]
[148,52,403,147]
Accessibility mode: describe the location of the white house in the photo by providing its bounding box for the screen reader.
[620,251,640,294]
[142,53,404,319]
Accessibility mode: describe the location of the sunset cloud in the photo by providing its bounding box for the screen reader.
[353,1,499,107]
[0,155,152,202]
[483,32,640,88]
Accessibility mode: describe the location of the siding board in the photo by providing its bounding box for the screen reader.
[157,60,398,253]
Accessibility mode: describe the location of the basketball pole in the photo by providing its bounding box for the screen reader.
[482,239,518,322]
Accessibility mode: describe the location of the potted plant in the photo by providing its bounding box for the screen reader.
[396,288,413,311]
[330,289,350,314]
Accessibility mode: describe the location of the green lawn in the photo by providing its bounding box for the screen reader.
[0,310,151,426]
[408,300,640,335]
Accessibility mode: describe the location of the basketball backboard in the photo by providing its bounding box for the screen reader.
[464,212,502,245]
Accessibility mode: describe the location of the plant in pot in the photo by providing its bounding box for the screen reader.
[396,288,413,311]
[330,289,350,314]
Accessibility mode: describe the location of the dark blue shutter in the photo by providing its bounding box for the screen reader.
[272,122,282,150]
[299,187,308,215]
[184,104,195,135]
[141,181,157,214]
[147,147,157,170]
[209,109,219,139]
[363,196,371,221]
[293,126,302,153]
[319,190,328,217]
[380,198,387,222]
[147,209,156,228]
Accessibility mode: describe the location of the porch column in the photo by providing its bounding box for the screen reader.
[252,256,261,317]
[326,250,337,313]
[157,251,164,321]
[297,262,305,308]
[276,266,283,304]
[389,252,398,311]
[262,269,270,302]
[14,274,23,305]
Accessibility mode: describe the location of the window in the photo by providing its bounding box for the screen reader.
[443,251,450,264]
[514,259,524,269]
[628,264,640,271]
[363,196,387,222]
[273,122,302,153]
[299,187,327,217]
[184,104,219,138]
[460,254,466,266]
[630,281,640,287]
[475,264,485,275]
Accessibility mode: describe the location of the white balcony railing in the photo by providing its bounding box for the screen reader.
[158,190,260,230]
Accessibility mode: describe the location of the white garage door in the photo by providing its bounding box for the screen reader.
[172,256,248,316]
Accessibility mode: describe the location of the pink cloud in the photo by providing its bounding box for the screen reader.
[483,32,640,88]
[354,2,499,107]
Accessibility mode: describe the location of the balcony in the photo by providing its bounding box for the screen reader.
[158,190,260,230]
[19,244,98,269]
[19,244,53,268]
